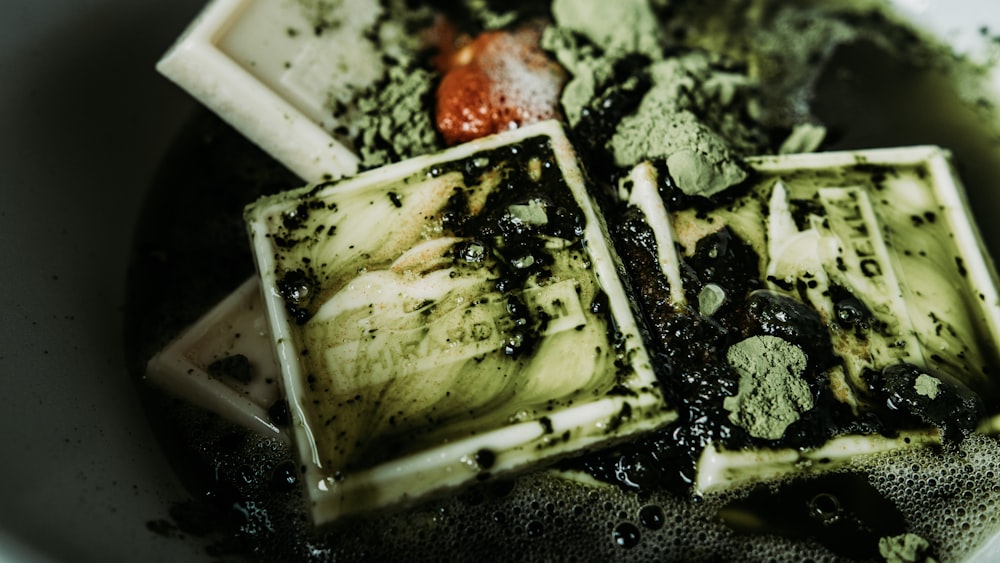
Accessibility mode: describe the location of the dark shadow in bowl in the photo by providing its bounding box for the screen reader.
[0,2,219,562]
[813,39,1000,256]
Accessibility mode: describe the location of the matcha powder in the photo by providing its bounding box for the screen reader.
[879,533,936,563]
[723,335,813,440]
[914,373,942,399]
[353,63,442,169]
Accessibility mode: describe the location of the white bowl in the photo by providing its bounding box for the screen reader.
[2,1,1000,561]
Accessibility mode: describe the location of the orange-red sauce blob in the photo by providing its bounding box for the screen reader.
[435,24,567,145]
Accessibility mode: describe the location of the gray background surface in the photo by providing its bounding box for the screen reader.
[0,1,213,561]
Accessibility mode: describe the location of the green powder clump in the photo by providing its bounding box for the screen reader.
[542,0,664,130]
[540,28,619,127]
[543,0,770,198]
[455,0,520,30]
[353,62,442,170]
[608,53,761,196]
[723,335,813,440]
[549,0,665,58]
[698,283,726,317]
[914,374,942,399]
[305,0,439,169]
[345,0,441,169]
[878,533,936,563]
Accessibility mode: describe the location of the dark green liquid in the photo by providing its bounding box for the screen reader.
[814,40,1000,253]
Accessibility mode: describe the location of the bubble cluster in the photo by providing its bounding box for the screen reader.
[152,389,1000,563]
[856,433,1000,560]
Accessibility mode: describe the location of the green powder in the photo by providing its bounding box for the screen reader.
[540,26,620,127]
[878,533,936,563]
[608,54,758,196]
[543,4,767,198]
[353,63,442,169]
[611,105,748,197]
[723,335,813,440]
[508,200,549,227]
[457,0,519,30]
[549,0,665,58]
[698,284,726,317]
[914,374,942,400]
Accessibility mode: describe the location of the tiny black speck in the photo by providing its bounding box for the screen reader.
[475,448,496,469]
[539,416,554,434]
